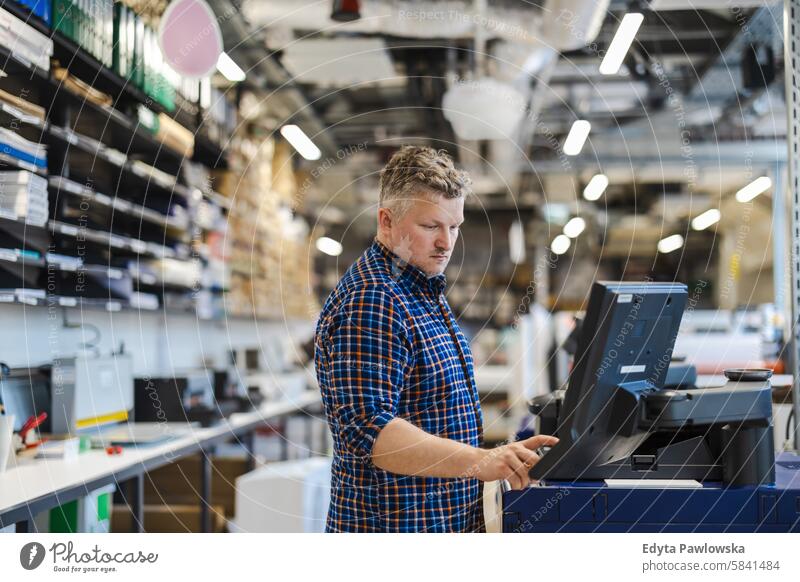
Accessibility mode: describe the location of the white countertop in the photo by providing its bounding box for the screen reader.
[0,391,321,516]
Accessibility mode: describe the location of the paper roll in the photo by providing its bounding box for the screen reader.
[482,480,508,533]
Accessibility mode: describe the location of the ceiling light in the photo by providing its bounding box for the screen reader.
[216,51,246,82]
[657,234,684,254]
[583,174,609,201]
[735,176,772,203]
[550,234,571,255]
[691,209,721,231]
[563,217,586,238]
[316,237,343,256]
[599,13,645,75]
[280,124,322,161]
[563,120,591,156]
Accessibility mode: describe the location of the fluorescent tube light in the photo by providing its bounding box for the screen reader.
[216,51,246,82]
[599,13,645,75]
[550,234,571,255]
[735,176,772,203]
[316,237,343,256]
[563,217,586,238]
[583,174,609,201]
[563,120,591,156]
[280,124,322,161]
[657,234,684,254]
[691,209,721,231]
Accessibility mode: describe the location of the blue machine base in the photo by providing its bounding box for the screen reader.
[503,453,800,532]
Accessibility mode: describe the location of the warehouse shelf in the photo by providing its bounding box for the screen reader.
[48,80,187,174]
[2,1,228,163]
[0,247,44,266]
[48,219,180,259]
[48,175,189,231]
[44,255,126,281]
[0,151,47,175]
[0,101,47,131]
[0,1,296,327]
[47,124,127,167]
[0,210,47,230]
[0,42,49,81]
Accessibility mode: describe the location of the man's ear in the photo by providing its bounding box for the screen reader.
[377,207,392,234]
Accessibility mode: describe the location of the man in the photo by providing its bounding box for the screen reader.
[314,146,558,532]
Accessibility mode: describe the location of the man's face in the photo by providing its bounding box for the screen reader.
[382,193,465,277]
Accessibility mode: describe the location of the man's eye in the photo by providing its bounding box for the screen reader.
[424,225,437,230]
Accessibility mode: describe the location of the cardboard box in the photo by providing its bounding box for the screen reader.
[144,455,250,515]
[111,504,227,533]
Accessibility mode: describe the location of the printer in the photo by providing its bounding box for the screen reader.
[0,353,134,436]
[502,282,799,532]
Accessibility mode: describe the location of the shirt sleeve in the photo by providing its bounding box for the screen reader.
[324,284,412,464]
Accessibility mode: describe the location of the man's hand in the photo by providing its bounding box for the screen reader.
[472,435,559,490]
[371,418,558,486]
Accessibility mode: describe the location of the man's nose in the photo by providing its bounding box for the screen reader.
[436,228,454,251]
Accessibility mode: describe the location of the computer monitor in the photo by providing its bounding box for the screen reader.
[530,281,688,481]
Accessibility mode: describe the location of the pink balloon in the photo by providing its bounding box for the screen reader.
[158,0,223,78]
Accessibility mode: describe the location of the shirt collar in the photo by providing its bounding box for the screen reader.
[370,237,447,297]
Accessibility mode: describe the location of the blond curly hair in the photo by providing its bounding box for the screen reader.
[378,146,471,217]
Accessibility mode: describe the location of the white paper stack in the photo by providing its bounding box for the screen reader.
[0,127,47,169]
[35,437,81,461]
[0,7,54,71]
[0,170,48,226]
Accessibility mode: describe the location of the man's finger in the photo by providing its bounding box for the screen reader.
[509,452,532,489]
[520,434,559,451]
[511,446,540,471]
[508,460,527,490]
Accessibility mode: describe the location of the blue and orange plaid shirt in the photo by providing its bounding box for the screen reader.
[314,238,484,532]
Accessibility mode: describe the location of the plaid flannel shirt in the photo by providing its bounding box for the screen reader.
[314,238,484,532]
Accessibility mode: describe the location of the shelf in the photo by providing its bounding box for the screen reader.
[0,247,44,267]
[193,133,227,169]
[45,255,125,281]
[49,175,189,231]
[48,220,179,259]
[47,124,127,168]
[0,288,46,306]
[1,1,222,150]
[0,43,49,81]
[46,126,197,212]
[0,152,46,175]
[0,2,253,325]
[0,101,47,131]
[203,189,232,210]
[0,209,47,229]
[48,80,186,174]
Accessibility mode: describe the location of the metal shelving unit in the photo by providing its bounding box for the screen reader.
[784,0,800,450]
[0,1,241,321]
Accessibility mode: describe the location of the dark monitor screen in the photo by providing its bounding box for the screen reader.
[531,281,688,481]
[0,367,52,433]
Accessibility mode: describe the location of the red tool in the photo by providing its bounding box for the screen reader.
[19,412,47,445]
[15,411,48,450]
